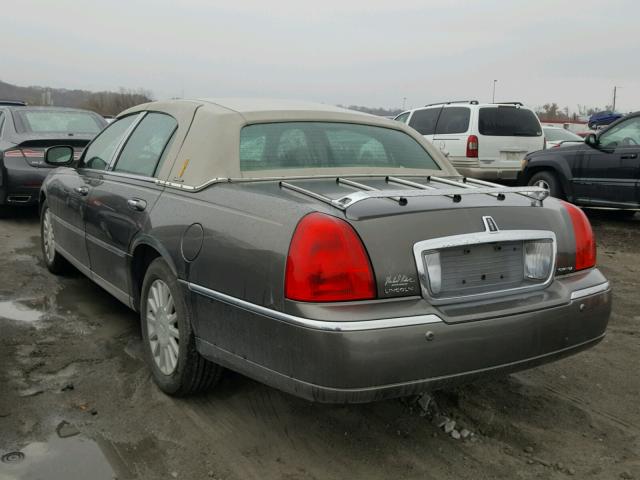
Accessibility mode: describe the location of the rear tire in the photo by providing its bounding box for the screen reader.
[528,171,564,199]
[40,200,70,274]
[140,258,222,396]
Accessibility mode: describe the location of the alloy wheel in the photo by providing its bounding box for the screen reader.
[42,208,56,264]
[146,279,180,375]
[535,179,551,191]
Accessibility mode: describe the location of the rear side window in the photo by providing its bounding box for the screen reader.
[239,122,440,171]
[113,112,177,177]
[408,108,439,135]
[479,107,542,137]
[13,109,104,134]
[435,107,470,134]
[394,112,410,124]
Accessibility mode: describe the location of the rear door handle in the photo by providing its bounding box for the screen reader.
[127,198,147,211]
[621,153,638,159]
[74,186,89,196]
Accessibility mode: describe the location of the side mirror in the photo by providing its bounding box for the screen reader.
[44,146,74,167]
[585,133,599,148]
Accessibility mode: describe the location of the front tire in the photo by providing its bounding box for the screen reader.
[40,200,70,274]
[140,258,222,396]
[528,170,564,199]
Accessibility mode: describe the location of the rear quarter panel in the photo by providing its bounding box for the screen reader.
[146,182,326,311]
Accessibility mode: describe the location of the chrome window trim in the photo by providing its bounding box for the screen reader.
[98,170,158,184]
[413,230,557,305]
[570,282,610,300]
[185,281,442,332]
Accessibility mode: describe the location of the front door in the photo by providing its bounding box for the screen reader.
[582,116,640,207]
[84,112,177,302]
[48,114,140,268]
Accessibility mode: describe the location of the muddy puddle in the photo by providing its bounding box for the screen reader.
[0,300,43,323]
[0,423,116,480]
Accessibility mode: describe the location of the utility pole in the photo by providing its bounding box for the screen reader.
[612,86,620,111]
[492,80,498,103]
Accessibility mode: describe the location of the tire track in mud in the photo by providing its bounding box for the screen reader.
[538,382,639,434]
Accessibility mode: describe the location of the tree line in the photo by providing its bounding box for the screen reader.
[0,80,152,116]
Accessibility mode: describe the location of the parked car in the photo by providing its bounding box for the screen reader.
[543,126,585,149]
[0,100,27,107]
[395,100,544,180]
[0,105,106,214]
[588,111,622,130]
[521,111,640,217]
[40,99,610,403]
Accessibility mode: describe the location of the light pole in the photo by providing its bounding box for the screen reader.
[492,80,498,103]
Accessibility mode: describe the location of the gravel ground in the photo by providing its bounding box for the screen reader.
[0,208,638,480]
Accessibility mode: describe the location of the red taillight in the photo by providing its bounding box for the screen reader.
[4,149,25,158]
[466,135,478,158]
[4,148,44,166]
[561,201,596,271]
[285,213,376,302]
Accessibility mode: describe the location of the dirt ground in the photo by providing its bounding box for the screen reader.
[0,208,638,480]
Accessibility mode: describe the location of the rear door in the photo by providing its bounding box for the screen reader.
[83,112,178,302]
[431,106,471,162]
[48,115,139,268]
[580,116,640,207]
[477,106,544,168]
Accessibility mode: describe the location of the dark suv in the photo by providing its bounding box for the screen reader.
[0,105,106,213]
[520,111,640,216]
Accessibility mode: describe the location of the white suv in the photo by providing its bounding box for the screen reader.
[395,101,544,180]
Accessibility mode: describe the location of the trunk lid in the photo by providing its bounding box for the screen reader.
[276,176,575,304]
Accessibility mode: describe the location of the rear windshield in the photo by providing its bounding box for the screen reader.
[14,110,104,135]
[240,122,440,171]
[478,107,542,137]
[544,128,583,142]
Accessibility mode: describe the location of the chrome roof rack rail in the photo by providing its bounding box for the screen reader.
[279,177,549,211]
[279,181,340,208]
[337,177,406,205]
[427,175,503,200]
[462,177,545,205]
[424,100,479,107]
[493,101,524,106]
[385,175,460,201]
[385,176,437,190]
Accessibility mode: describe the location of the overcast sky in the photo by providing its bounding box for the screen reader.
[4,0,640,112]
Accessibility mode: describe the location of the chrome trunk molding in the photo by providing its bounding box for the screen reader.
[413,230,557,305]
[184,281,442,331]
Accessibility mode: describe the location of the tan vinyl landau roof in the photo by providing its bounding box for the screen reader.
[118,98,456,188]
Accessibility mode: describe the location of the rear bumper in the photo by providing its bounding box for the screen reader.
[188,270,611,403]
[454,166,522,180]
[0,161,49,206]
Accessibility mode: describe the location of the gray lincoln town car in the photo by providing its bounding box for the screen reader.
[39,99,611,403]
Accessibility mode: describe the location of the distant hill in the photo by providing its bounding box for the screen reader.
[0,80,152,116]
